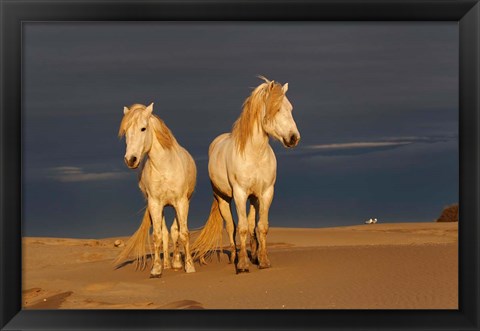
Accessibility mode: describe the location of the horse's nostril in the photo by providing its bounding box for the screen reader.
[130,156,137,164]
[290,134,297,144]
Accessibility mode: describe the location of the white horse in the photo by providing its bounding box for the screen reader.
[192,77,300,273]
[115,103,197,277]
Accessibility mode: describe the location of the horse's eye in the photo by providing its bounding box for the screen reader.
[141,128,146,132]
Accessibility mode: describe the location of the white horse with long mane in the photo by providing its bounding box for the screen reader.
[115,103,197,277]
[192,77,300,272]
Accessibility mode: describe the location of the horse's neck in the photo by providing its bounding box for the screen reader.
[146,136,174,169]
[243,122,270,155]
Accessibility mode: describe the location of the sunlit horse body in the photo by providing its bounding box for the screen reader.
[192,77,300,272]
[115,103,196,277]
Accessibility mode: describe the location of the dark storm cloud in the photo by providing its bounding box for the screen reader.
[23,22,458,238]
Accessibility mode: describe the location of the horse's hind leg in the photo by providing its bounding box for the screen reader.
[175,198,195,273]
[170,218,183,270]
[162,216,171,269]
[216,194,236,264]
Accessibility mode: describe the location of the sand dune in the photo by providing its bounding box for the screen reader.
[23,222,458,309]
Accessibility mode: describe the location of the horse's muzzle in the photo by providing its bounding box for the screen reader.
[284,134,300,148]
[124,156,139,169]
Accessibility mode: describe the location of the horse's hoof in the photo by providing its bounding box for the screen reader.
[258,255,271,269]
[163,263,172,270]
[185,263,196,273]
[236,268,249,274]
[149,273,162,278]
[236,257,250,273]
[172,262,183,270]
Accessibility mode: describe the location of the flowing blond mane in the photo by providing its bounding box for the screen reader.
[150,115,177,149]
[118,103,176,149]
[231,77,285,153]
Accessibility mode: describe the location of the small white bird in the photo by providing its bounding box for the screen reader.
[365,218,378,224]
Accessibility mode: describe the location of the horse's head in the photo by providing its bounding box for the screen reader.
[118,103,155,169]
[261,80,301,148]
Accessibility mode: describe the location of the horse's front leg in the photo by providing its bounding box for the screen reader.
[162,216,171,269]
[257,187,274,269]
[170,218,182,270]
[175,198,196,273]
[248,197,259,264]
[233,188,249,273]
[148,201,165,278]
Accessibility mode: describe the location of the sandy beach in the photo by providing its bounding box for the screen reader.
[22,222,458,309]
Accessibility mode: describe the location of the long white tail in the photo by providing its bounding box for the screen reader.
[113,208,151,270]
[191,199,224,262]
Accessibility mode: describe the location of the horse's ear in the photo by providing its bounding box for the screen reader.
[146,102,154,114]
[282,83,289,93]
[123,106,130,115]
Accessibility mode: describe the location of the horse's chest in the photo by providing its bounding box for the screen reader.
[232,159,276,192]
[140,167,183,199]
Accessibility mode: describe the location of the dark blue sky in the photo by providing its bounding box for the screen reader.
[23,22,458,238]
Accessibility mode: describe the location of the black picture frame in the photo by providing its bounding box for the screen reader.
[1,0,478,330]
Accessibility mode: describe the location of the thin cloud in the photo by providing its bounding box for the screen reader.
[305,141,411,150]
[381,135,457,143]
[272,135,457,159]
[48,166,128,182]
[193,155,208,162]
[303,135,457,151]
